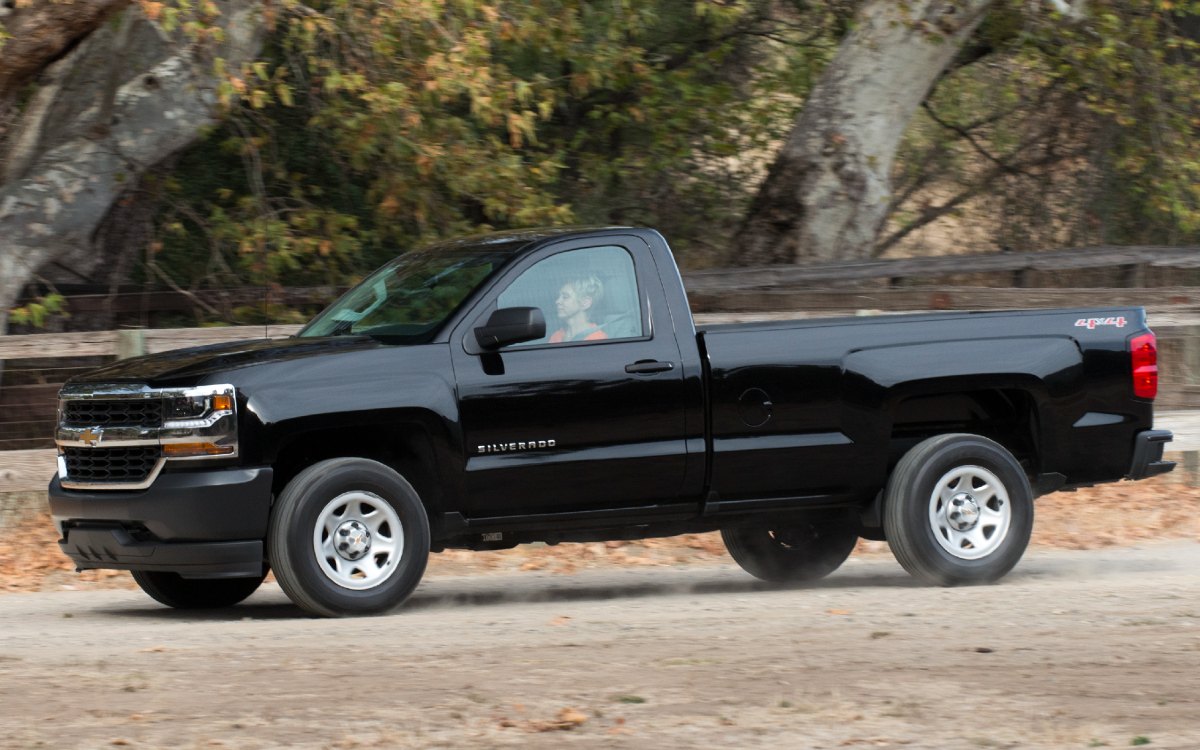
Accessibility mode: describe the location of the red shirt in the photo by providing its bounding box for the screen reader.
[549,326,608,343]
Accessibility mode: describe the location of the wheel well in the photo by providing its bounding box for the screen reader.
[269,425,442,513]
[888,389,1039,475]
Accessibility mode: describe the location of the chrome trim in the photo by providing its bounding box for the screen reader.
[58,383,160,400]
[60,457,167,491]
[163,413,233,430]
[161,412,238,441]
[55,425,159,447]
[160,450,238,462]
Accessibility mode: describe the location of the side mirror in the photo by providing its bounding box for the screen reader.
[474,307,546,350]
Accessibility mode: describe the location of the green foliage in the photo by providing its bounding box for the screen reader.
[8,294,68,329]
[149,0,1200,290]
[152,0,840,296]
[896,0,1200,251]
[1047,0,1200,242]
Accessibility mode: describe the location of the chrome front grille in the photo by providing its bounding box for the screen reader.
[63,399,163,428]
[61,446,162,485]
[57,383,237,490]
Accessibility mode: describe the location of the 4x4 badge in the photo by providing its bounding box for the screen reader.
[1075,316,1127,330]
[79,428,102,447]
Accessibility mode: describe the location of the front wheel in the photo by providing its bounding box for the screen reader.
[721,521,859,582]
[883,433,1033,586]
[268,457,430,617]
[131,569,266,609]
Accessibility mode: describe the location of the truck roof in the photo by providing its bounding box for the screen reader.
[432,225,639,255]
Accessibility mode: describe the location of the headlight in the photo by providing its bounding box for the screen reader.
[165,394,211,420]
[161,385,238,459]
[163,389,235,422]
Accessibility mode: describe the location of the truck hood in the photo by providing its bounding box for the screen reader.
[67,336,382,385]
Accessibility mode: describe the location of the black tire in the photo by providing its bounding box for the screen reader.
[268,457,430,617]
[131,569,266,609]
[721,520,858,583]
[883,433,1033,586]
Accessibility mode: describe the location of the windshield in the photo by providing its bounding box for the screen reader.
[299,242,520,342]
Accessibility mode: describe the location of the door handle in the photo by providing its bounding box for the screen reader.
[625,360,675,374]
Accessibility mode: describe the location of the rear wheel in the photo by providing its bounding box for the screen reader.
[268,457,430,617]
[131,569,266,609]
[883,433,1033,586]
[722,521,858,582]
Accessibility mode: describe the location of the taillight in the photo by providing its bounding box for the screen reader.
[1130,332,1157,399]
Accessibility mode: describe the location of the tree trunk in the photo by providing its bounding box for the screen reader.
[735,0,996,265]
[0,1,262,331]
[0,0,131,112]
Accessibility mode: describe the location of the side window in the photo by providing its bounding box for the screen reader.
[497,246,644,346]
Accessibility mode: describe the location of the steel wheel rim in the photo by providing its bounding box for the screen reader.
[928,465,1011,560]
[313,491,405,590]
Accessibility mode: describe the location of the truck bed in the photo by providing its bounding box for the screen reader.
[699,306,1152,503]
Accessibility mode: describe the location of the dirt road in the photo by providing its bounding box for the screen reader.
[1,543,1198,749]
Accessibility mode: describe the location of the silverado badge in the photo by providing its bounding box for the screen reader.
[476,439,556,455]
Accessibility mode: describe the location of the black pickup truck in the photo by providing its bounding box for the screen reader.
[49,226,1174,616]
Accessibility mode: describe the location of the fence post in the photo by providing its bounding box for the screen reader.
[116,329,146,360]
[1182,450,1200,488]
[1182,326,1200,386]
[1119,263,1144,288]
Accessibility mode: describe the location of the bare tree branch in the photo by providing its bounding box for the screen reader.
[876,141,1087,255]
[145,256,224,318]
[920,101,1011,171]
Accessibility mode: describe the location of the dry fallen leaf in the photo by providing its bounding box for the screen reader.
[504,706,591,733]
[557,707,588,726]
[6,475,1200,593]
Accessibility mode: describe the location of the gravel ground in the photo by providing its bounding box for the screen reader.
[1,453,1197,749]
[0,542,1198,749]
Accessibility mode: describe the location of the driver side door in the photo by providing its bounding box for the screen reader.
[450,236,692,517]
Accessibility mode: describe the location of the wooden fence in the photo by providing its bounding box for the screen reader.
[684,244,1200,294]
[0,325,303,362]
[4,305,1200,490]
[4,241,1200,494]
[13,243,1200,328]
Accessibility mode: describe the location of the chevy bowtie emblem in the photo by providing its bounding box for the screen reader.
[79,428,102,447]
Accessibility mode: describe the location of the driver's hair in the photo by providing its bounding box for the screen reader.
[564,275,604,308]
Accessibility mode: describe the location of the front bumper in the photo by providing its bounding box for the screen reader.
[1127,430,1175,480]
[48,466,272,578]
